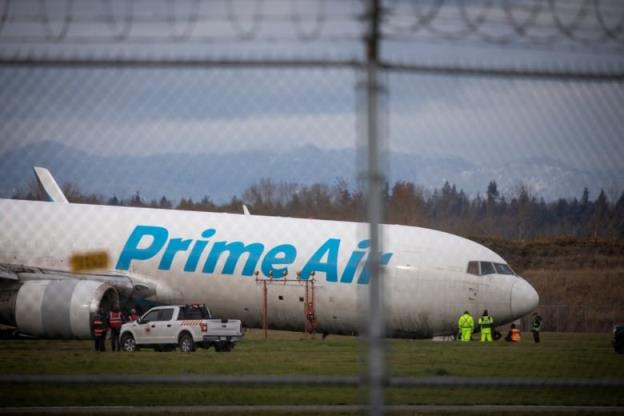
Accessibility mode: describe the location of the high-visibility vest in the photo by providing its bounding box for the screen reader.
[479,315,494,329]
[109,311,123,329]
[93,319,105,336]
[128,313,139,322]
[458,314,473,329]
[531,317,541,332]
[511,328,521,342]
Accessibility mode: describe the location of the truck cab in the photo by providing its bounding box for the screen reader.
[120,304,244,352]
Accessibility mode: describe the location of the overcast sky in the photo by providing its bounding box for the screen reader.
[2,67,623,172]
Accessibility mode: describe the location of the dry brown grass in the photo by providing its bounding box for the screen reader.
[473,237,624,331]
[472,236,624,272]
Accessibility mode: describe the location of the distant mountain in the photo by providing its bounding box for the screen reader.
[0,141,621,202]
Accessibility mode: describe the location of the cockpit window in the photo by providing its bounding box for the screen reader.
[480,261,496,275]
[466,261,479,275]
[494,263,515,275]
[468,261,516,276]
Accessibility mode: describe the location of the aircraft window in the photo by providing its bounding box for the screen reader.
[141,310,159,323]
[466,261,479,275]
[157,308,174,321]
[480,262,496,275]
[494,263,515,275]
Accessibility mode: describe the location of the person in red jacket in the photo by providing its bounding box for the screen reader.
[108,305,124,352]
[128,308,140,322]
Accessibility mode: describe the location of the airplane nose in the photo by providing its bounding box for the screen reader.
[511,278,539,318]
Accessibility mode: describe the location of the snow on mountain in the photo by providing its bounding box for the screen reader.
[0,141,620,202]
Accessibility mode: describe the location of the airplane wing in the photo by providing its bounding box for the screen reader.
[0,263,134,294]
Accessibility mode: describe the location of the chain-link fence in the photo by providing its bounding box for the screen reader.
[1,0,624,414]
[533,304,624,333]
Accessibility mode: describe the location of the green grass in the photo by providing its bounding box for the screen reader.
[0,330,623,409]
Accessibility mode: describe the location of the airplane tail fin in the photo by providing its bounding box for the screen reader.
[33,167,69,203]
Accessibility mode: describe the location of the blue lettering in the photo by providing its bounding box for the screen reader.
[115,225,168,270]
[184,229,215,272]
[203,241,264,276]
[116,225,394,284]
[261,244,297,277]
[158,238,192,270]
[357,252,394,284]
[340,240,369,283]
[300,238,340,282]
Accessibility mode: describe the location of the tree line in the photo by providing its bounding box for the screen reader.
[13,178,624,241]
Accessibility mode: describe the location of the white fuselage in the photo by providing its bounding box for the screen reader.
[0,199,539,338]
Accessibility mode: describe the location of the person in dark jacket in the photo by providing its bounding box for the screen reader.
[531,312,543,343]
[92,311,107,352]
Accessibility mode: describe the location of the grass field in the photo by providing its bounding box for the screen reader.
[1,329,623,411]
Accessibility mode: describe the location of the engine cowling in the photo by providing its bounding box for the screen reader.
[14,280,119,339]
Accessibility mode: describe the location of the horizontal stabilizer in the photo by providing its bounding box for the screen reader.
[33,167,68,203]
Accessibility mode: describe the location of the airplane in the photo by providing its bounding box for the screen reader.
[0,167,539,339]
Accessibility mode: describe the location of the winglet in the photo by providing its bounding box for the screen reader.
[33,167,69,203]
[242,204,251,215]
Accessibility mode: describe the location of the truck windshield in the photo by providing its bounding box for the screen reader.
[178,305,211,320]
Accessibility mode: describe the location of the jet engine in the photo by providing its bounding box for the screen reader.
[10,280,119,339]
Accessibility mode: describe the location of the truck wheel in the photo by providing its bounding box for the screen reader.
[178,332,195,352]
[121,333,137,352]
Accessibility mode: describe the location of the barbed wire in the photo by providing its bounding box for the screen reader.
[291,0,326,41]
[0,0,622,51]
[38,0,73,42]
[383,0,624,48]
[104,0,132,41]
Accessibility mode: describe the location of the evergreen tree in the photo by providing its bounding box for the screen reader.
[159,196,172,209]
[614,191,624,239]
[589,189,610,238]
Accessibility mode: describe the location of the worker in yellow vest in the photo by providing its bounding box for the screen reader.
[478,310,494,342]
[457,310,474,342]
